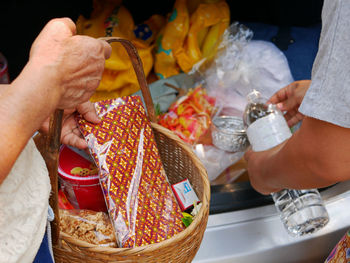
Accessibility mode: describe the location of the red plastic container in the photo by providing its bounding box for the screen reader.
[58,145,107,212]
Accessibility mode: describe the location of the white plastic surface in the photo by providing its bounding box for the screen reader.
[193,182,350,263]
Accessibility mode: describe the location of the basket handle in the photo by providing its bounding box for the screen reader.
[47,37,156,245]
[100,37,156,122]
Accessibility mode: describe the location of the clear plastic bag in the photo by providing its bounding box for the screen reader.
[76,96,184,248]
[59,209,117,247]
[185,22,294,181]
[194,144,244,182]
[195,22,294,116]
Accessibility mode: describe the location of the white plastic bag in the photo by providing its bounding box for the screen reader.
[202,23,294,116]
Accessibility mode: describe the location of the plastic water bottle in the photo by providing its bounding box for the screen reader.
[243,90,329,236]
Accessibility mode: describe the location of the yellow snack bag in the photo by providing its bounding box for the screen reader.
[76,0,153,101]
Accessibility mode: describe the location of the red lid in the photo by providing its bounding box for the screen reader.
[58,145,99,185]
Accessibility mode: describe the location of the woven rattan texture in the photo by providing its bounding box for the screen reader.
[53,124,210,263]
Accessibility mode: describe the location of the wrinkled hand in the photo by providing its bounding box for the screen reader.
[244,143,285,195]
[40,101,100,149]
[28,18,112,109]
[268,80,311,127]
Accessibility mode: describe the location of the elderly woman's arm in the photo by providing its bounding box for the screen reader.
[0,18,111,184]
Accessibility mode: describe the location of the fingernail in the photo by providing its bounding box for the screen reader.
[277,103,283,109]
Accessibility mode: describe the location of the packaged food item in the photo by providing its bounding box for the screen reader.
[58,145,107,212]
[59,209,117,247]
[243,89,329,236]
[171,179,200,211]
[76,96,184,248]
[158,85,216,144]
[76,0,153,101]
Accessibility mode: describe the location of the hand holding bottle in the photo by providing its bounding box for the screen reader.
[243,89,329,236]
[268,80,311,127]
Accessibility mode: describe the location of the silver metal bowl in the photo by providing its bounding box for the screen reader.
[211,116,249,152]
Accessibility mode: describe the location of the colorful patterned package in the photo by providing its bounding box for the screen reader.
[76,96,184,248]
[325,229,350,263]
[158,86,216,144]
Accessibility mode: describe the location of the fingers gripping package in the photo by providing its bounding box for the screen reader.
[76,96,184,248]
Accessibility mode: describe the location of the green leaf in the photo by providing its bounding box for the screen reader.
[181,212,193,227]
[181,216,193,227]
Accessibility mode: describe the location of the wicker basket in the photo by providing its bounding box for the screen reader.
[40,37,210,263]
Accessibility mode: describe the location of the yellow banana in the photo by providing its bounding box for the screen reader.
[171,0,230,73]
[201,23,221,59]
[197,26,209,50]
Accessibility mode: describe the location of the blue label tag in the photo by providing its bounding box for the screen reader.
[184,182,191,194]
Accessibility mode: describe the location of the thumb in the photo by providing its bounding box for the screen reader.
[76,101,101,124]
[40,18,76,40]
[30,18,76,58]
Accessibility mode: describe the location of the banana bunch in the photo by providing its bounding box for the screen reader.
[176,0,230,72]
[155,0,230,79]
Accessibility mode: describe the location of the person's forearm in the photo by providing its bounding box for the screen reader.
[0,61,62,183]
[263,117,350,190]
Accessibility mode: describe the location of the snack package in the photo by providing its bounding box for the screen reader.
[76,96,184,248]
[158,85,216,144]
[171,179,200,211]
[76,0,153,101]
[59,209,117,247]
